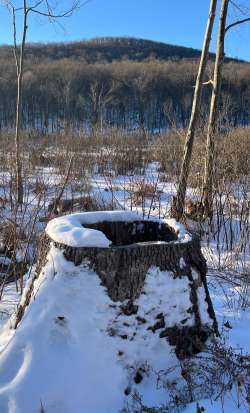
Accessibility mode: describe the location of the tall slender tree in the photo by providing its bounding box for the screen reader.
[2,0,81,204]
[202,0,250,218]
[202,0,229,218]
[172,0,217,221]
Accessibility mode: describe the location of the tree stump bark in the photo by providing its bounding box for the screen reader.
[41,212,218,358]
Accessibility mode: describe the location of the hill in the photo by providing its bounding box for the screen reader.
[0,37,248,133]
[0,36,244,64]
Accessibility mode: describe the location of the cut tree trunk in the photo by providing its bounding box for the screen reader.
[15,213,218,358]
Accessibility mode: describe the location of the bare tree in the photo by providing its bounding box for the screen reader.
[172,0,217,221]
[202,0,250,218]
[88,79,116,133]
[2,0,81,204]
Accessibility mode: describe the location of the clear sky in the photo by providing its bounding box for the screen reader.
[1,0,250,61]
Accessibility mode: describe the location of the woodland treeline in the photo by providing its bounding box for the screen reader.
[0,37,249,133]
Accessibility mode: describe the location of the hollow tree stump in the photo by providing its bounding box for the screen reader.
[43,211,218,358]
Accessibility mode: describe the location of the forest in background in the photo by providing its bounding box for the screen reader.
[0,37,249,134]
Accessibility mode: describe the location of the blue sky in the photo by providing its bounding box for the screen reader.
[1,0,250,61]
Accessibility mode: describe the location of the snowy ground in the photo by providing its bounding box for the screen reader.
[1,253,249,412]
[0,245,202,412]
[0,163,249,412]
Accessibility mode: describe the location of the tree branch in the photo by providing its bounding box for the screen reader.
[29,0,82,19]
[225,17,250,32]
[11,6,20,75]
[229,0,249,16]
[202,80,214,86]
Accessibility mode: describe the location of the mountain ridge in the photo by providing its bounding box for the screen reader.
[0,36,247,64]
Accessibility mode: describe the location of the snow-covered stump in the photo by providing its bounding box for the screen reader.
[0,211,220,412]
[44,211,218,358]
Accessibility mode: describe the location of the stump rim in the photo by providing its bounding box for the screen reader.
[46,210,192,249]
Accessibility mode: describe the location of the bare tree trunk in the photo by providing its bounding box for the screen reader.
[15,74,24,205]
[202,0,229,218]
[12,1,28,205]
[7,0,81,204]
[172,0,217,221]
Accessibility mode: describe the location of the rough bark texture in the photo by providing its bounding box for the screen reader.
[59,234,204,301]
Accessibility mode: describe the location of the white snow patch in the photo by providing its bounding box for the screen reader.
[192,269,213,326]
[0,257,12,265]
[137,266,195,328]
[166,218,192,242]
[179,257,186,269]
